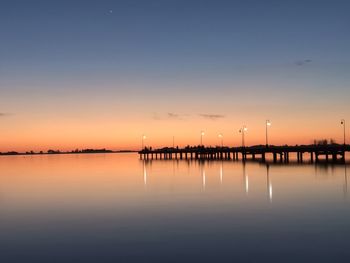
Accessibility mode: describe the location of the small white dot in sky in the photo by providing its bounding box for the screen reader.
[109,10,113,14]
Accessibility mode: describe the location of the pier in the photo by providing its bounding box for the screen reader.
[139,145,350,163]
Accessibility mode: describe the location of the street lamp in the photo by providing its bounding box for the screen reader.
[341,119,346,145]
[239,126,248,147]
[200,131,205,146]
[141,134,146,150]
[218,133,223,148]
[266,120,272,147]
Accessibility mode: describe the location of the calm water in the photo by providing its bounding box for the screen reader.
[0,153,349,262]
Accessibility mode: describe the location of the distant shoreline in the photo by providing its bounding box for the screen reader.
[0,150,137,157]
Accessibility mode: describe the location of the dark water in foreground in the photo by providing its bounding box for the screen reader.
[0,153,349,262]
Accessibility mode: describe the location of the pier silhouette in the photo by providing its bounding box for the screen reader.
[139,144,350,163]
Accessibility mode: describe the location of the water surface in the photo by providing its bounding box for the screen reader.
[0,153,349,262]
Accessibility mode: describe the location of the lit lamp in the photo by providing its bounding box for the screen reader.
[218,133,223,148]
[266,120,272,147]
[341,119,346,145]
[239,126,248,147]
[200,131,205,146]
[142,134,146,150]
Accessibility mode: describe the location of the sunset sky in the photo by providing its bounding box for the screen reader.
[0,0,349,151]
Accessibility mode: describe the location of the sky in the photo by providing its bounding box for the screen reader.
[0,0,349,151]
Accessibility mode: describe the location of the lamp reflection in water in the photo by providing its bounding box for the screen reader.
[220,162,223,184]
[344,165,348,199]
[266,164,272,202]
[143,160,148,186]
[202,167,206,191]
[243,162,249,194]
[199,162,206,191]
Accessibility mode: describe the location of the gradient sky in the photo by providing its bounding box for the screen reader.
[0,0,349,151]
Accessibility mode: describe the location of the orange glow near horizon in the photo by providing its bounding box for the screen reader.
[0,112,348,152]
[1,78,349,153]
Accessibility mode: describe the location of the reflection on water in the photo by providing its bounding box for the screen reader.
[202,166,206,191]
[143,160,147,186]
[219,162,223,184]
[243,162,249,194]
[0,153,350,263]
[141,160,350,205]
[344,165,348,198]
[267,164,273,202]
[141,159,280,202]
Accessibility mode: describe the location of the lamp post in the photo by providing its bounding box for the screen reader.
[218,133,223,148]
[141,134,146,150]
[266,120,271,147]
[341,119,346,145]
[172,136,175,148]
[239,126,248,147]
[200,131,205,146]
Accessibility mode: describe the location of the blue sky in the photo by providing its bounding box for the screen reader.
[1,0,349,77]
